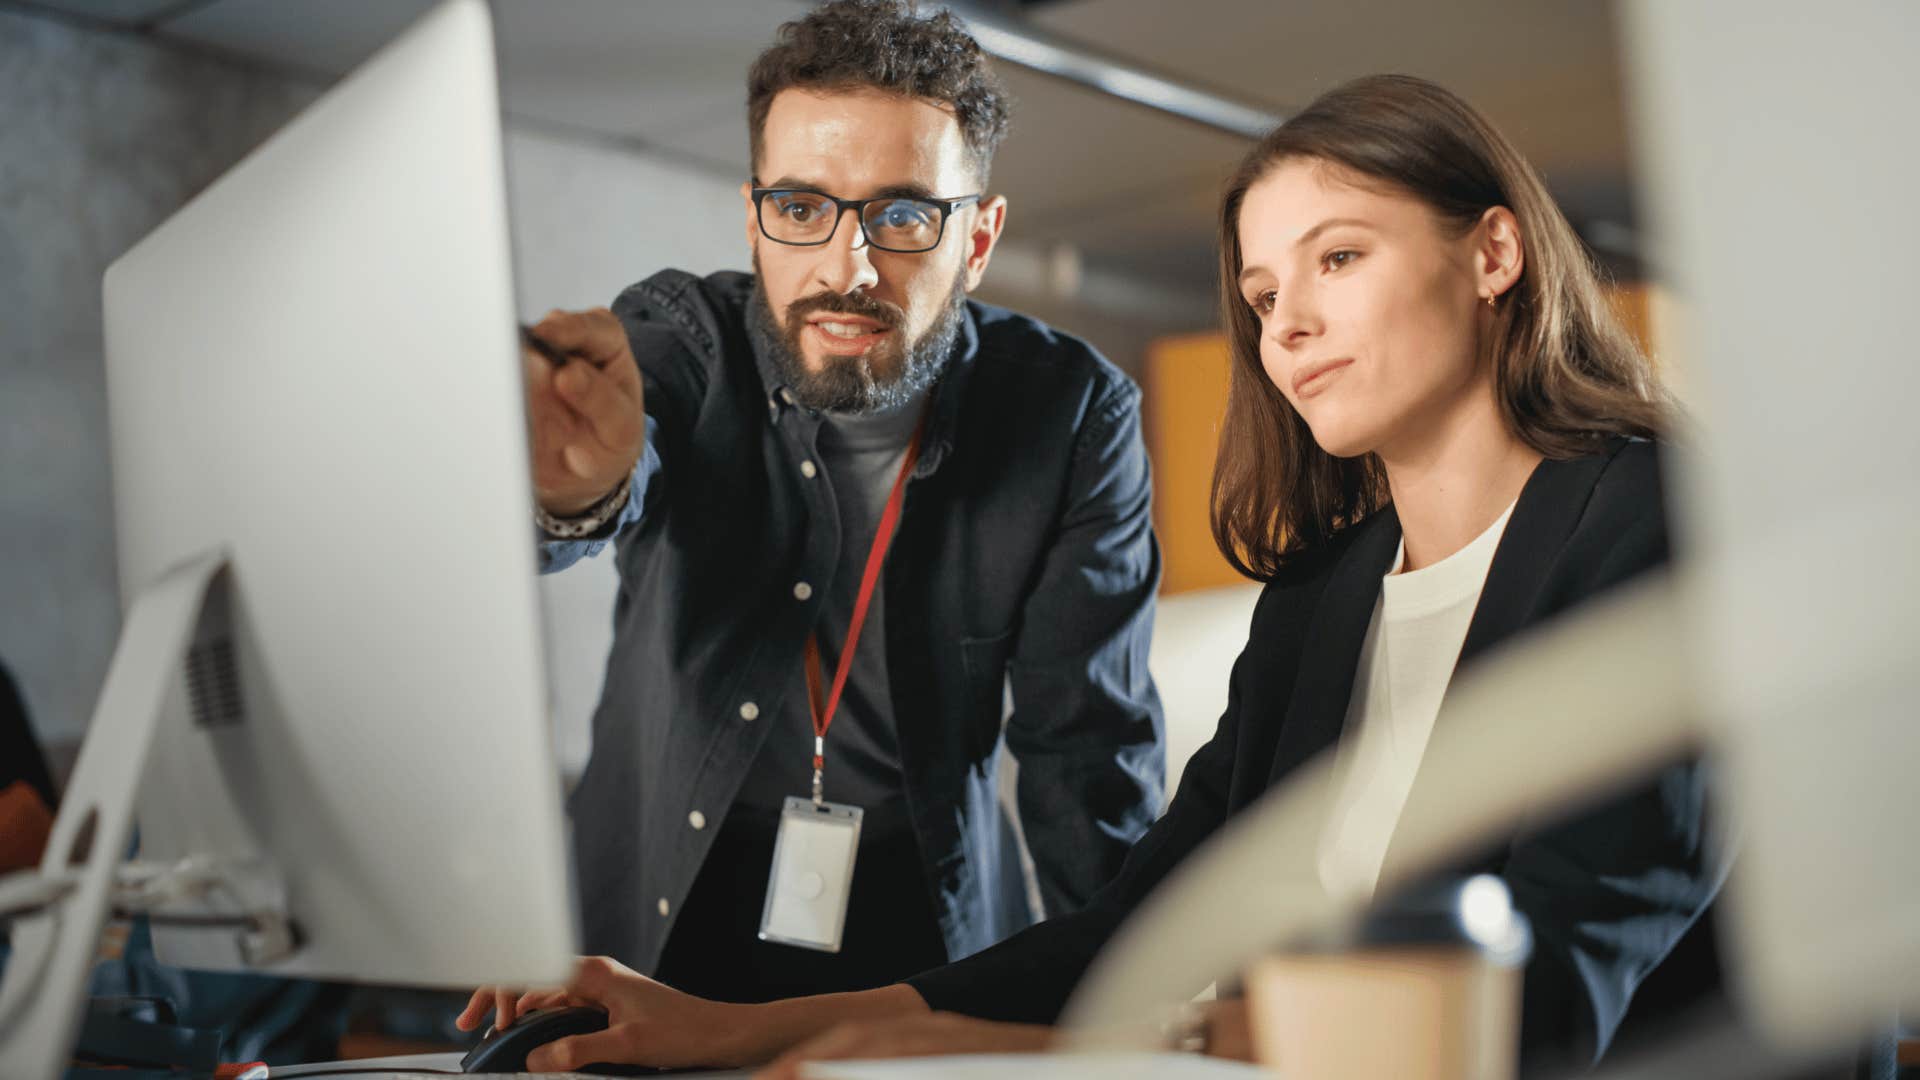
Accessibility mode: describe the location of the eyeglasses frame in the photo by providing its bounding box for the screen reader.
[750,186,984,254]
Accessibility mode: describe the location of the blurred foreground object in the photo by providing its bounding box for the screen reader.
[1620,0,1920,1052]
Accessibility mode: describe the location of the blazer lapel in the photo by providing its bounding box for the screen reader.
[1378,448,1614,882]
[1267,506,1403,787]
[1455,451,1612,670]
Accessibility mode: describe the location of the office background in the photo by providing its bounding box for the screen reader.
[0,0,1673,797]
[8,7,1920,1076]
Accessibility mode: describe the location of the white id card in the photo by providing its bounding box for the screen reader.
[758,796,863,953]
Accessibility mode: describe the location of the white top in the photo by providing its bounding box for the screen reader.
[1316,500,1517,899]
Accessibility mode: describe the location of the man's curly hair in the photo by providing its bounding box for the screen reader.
[747,0,1013,185]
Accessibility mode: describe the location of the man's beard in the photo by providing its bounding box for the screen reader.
[748,256,969,414]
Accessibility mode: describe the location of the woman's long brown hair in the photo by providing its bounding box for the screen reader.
[1210,75,1672,580]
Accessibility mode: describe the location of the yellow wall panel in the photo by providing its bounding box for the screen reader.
[1143,332,1249,594]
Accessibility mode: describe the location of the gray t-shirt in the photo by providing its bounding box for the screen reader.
[735,393,925,839]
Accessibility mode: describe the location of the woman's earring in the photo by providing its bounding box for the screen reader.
[1484,293,1497,308]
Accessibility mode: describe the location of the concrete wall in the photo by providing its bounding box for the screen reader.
[0,10,740,778]
[0,9,321,752]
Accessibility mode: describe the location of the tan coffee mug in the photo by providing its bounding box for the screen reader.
[1246,944,1521,1080]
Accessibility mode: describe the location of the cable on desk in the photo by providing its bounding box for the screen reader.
[263,1060,464,1068]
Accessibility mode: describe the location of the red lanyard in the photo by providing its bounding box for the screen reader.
[802,416,926,803]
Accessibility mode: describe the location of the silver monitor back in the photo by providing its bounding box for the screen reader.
[100,0,574,987]
[1622,0,1920,1045]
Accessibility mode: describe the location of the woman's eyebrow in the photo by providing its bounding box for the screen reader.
[1293,216,1375,249]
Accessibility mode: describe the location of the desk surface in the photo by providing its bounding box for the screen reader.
[275,1051,750,1079]
[276,1051,1265,1079]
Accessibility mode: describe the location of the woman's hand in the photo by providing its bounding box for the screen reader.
[454,955,752,1071]
[755,1012,1055,1079]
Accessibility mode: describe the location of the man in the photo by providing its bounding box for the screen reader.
[511,0,1164,1004]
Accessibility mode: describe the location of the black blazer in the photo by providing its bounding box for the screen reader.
[908,439,1723,1070]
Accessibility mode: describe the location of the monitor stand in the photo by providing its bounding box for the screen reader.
[0,550,293,1080]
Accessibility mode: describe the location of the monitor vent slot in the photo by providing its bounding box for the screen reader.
[184,635,245,728]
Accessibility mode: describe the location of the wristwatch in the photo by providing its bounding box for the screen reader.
[534,475,631,539]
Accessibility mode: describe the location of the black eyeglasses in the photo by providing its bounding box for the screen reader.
[751,187,982,254]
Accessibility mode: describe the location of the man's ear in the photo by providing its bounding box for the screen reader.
[962,195,1008,292]
[741,181,759,257]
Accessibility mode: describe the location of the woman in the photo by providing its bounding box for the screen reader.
[457,74,1720,1075]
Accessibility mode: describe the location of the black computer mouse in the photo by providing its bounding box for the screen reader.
[460,1005,609,1073]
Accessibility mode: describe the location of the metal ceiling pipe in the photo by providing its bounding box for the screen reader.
[944,2,1285,140]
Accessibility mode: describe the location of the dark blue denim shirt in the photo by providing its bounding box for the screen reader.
[544,270,1165,973]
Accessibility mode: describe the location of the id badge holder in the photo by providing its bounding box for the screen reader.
[758,796,863,953]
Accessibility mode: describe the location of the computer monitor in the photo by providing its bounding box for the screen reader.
[1619,0,1920,1048]
[0,1,572,1074]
